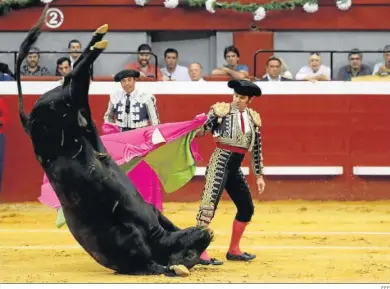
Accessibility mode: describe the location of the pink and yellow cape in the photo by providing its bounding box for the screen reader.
[39,114,207,228]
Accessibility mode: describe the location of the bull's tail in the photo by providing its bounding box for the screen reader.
[16,4,49,134]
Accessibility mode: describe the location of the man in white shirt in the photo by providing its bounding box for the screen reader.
[104,69,160,131]
[160,48,190,81]
[188,62,205,82]
[296,53,331,81]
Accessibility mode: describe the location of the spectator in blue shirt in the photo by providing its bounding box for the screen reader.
[0,72,13,81]
[212,45,249,80]
[0,63,14,81]
[336,49,372,81]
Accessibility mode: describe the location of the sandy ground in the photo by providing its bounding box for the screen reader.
[0,200,389,283]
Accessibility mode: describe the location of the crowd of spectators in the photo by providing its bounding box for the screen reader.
[1,40,390,82]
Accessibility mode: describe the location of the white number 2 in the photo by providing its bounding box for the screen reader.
[48,11,59,25]
[45,8,64,29]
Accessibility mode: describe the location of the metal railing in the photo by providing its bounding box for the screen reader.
[253,49,388,80]
[0,51,159,79]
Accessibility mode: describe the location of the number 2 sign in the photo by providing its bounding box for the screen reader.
[45,8,64,29]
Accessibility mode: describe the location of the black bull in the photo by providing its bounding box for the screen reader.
[16,5,213,277]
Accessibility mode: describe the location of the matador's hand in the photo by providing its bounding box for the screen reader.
[256,175,265,195]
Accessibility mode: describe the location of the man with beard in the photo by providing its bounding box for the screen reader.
[125,44,163,80]
[20,46,50,76]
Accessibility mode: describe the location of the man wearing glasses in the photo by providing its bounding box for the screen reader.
[336,49,372,81]
[104,69,160,131]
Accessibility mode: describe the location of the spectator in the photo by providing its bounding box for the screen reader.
[373,45,390,76]
[212,45,249,80]
[279,58,293,79]
[260,56,292,81]
[0,72,13,81]
[160,48,190,81]
[336,49,372,81]
[125,44,163,80]
[56,57,72,77]
[0,62,14,80]
[20,47,50,76]
[55,57,72,84]
[295,53,331,81]
[188,62,205,81]
[68,39,82,68]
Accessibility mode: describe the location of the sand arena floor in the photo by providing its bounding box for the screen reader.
[0,200,389,283]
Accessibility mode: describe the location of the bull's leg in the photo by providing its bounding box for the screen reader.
[165,226,214,250]
[69,40,109,153]
[130,262,189,277]
[159,227,213,270]
[64,39,107,115]
[63,24,108,88]
[152,206,181,232]
[72,24,108,70]
[109,225,189,277]
[116,262,189,277]
[70,40,107,97]
[65,27,109,155]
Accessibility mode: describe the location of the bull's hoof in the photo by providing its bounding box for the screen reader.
[91,40,108,51]
[169,265,190,277]
[93,24,108,36]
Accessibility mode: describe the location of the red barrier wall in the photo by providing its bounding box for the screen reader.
[1,93,390,203]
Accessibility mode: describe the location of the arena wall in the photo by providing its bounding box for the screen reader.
[1,0,389,31]
[0,81,390,203]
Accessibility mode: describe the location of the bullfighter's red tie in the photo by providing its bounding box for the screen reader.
[240,111,245,133]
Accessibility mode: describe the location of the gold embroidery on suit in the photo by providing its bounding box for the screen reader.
[248,108,261,127]
[214,108,254,150]
[196,148,231,226]
[211,102,230,118]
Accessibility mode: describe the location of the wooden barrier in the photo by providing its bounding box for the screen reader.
[1,81,390,203]
[352,75,390,82]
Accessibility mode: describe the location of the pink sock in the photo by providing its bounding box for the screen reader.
[200,250,210,261]
[228,219,248,255]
